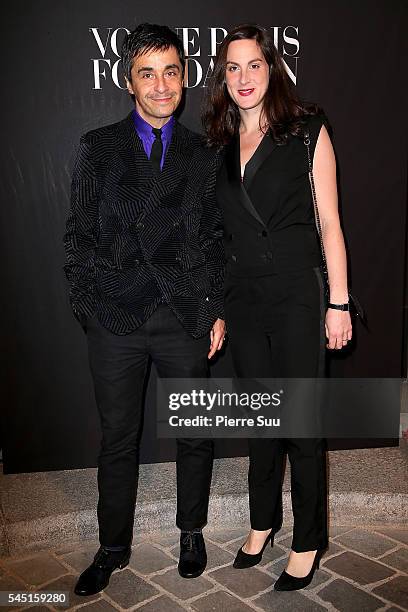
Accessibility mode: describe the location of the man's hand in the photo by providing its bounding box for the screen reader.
[208,318,226,359]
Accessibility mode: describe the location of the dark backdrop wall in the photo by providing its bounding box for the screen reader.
[2,0,407,473]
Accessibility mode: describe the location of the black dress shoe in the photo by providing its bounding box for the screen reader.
[233,530,274,569]
[178,531,207,578]
[74,546,131,596]
[274,549,325,591]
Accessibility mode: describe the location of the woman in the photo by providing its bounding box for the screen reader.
[203,24,352,591]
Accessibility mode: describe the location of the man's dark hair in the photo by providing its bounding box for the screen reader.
[121,23,185,81]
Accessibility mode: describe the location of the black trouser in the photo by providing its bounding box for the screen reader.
[224,267,328,552]
[86,305,214,547]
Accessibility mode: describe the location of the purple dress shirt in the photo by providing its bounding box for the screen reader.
[132,109,174,170]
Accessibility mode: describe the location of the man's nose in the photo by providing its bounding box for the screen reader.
[154,75,168,92]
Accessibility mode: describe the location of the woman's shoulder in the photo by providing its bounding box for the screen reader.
[302,111,329,137]
[273,110,330,149]
[300,111,331,156]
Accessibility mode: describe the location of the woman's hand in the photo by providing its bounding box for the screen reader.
[325,309,352,349]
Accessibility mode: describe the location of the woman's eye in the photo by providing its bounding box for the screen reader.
[142,73,154,79]
[251,64,260,69]
[227,66,238,72]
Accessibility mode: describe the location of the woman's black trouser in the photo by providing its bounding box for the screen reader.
[225,266,329,552]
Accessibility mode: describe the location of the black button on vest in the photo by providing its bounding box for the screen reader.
[150,127,163,173]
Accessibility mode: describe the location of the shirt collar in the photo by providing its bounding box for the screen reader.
[132,108,174,142]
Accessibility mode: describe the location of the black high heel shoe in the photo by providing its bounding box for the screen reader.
[274,548,325,591]
[233,530,274,569]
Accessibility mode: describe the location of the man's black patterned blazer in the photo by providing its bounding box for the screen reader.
[63,112,225,337]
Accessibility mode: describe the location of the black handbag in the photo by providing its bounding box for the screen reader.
[303,129,367,325]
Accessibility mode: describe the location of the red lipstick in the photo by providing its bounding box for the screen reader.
[238,88,254,96]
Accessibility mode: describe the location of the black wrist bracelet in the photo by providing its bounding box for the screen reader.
[328,303,350,311]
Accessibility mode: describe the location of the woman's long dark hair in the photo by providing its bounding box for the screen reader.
[202,24,320,146]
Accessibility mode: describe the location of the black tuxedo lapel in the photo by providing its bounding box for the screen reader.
[115,112,154,189]
[112,115,193,217]
[225,136,266,228]
[243,130,278,192]
[145,121,192,212]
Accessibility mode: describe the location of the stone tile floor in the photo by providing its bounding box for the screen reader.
[0,526,407,611]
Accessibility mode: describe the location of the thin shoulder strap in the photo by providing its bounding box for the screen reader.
[303,128,329,288]
[303,128,366,322]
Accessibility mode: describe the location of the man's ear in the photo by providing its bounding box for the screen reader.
[125,76,134,95]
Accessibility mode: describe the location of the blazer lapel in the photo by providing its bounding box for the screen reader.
[144,121,191,211]
[114,114,190,202]
[243,130,278,192]
[225,136,266,228]
[115,112,154,184]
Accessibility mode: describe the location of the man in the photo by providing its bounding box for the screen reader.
[63,23,225,596]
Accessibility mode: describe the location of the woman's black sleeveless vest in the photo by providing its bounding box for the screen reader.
[216,114,327,277]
